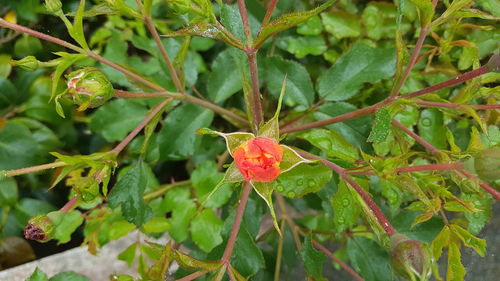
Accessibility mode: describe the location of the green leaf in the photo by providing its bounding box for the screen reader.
[109,220,136,240]
[165,22,244,50]
[172,248,222,270]
[297,15,323,35]
[417,108,447,150]
[462,193,492,235]
[282,36,328,58]
[143,217,171,233]
[162,188,196,242]
[0,77,18,108]
[347,237,396,281]
[24,77,68,124]
[276,163,332,198]
[331,181,361,232]
[0,54,12,78]
[432,0,473,28]
[67,0,90,49]
[380,178,403,215]
[108,162,152,226]
[118,243,137,267]
[26,268,48,281]
[90,99,149,142]
[409,0,435,27]
[447,240,466,281]
[191,209,223,253]
[197,128,254,156]
[158,103,214,161]
[50,210,84,244]
[321,11,361,39]
[0,122,39,170]
[251,181,281,235]
[264,56,314,106]
[224,223,265,278]
[49,53,86,107]
[450,224,486,257]
[254,0,335,48]
[298,128,359,162]
[0,177,18,206]
[207,49,242,103]
[367,107,392,142]
[48,271,91,281]
[279,145,313,174]
[317,43,396,101]
[476,0,500,17]
[432,226,450,259]
[191,160,232,208]
[300,234,327,280]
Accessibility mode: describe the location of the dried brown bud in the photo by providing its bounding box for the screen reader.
[24,214,55,243]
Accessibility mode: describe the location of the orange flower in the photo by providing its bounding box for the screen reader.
[233,137,283,182]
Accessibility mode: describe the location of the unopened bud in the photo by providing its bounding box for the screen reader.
[474,146,500,181]
[10,56,39,72]
[24,214,55,243]
[390,234,432,281]
[45,0,62,13]
[66,67,114,111]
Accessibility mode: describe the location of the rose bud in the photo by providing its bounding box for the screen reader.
[24,214,55,243]
[66,67,114,111]
[10,56,39,72]
[234,137,283,182]
[44,0,62,13]
[390,234,432,281]
[474,146,500,181]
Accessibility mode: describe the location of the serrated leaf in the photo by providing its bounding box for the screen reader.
[347,236,396,281]
[298,129,359,162]
[251,181,280,235]
[462,193,492,235]
[447,240,466,281]
[300,234,327,280]
[368,108,392,142]
[409,0,435,27]
[172,249,222,270]
[254,0,335,48]
[50,210,84,244]
[207,49,243,103]
[321,11,361,39]
[450,224,486,257]
[224,223,265,278]
[0,122,39,170]
[118,243,137,267]
[432,226,450,259]
[275,163,332,198]
[26,268,48,281]
[317,43,396,101]
[109,220,136,240]
[264,56,314,106]
[108,162,152,226]
[67,0,90,49]
[165,22,244,50]
[331,181,361,232]
[162,188,196,242]
[143,217,171,233]
[191,160,232,208]
[191,209,223,253]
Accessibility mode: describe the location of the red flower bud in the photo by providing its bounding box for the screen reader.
[233,137,283,182]
[24,214,55,243]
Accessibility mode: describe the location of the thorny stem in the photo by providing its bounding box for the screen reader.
[237,0,253,44]
[4,162,67,177]
[392,119,440,154]
[298,151,397,236]
[143,16,186,95]
[221,182,253,264]
[111,98,172,154]
[459,169,500,200]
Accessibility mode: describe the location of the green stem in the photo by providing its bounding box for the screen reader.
[143,180,191,201]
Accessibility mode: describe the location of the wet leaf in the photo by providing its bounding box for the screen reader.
[300,234,327,280]
[275,163,332,198]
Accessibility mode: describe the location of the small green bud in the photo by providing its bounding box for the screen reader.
[390,234,432,281]
[66,67,114,111]
[474,146,500,181]
[10,56,39,72]
[45,0,63,13]
[24,214,55,243]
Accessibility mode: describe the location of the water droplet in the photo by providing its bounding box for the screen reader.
[276,184,284,192]
[342,199,350,207]
[308,179,316,188]
[421,117,432,126]
[296,179,304,186]
[287,191,296,198]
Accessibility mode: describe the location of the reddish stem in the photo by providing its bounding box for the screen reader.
[247,51,264,128]
[261,0,279,27]
[221,182,253,263]
[298,151,396,236]
[401,65,489,99]
[392,119,440,154]
[237,0,253,44]
[111,98,172,154]
[311,240,366,281]
[60,196,78,213]
[4,161,67,177]
[176,270,209,281]
[459,169,500,200]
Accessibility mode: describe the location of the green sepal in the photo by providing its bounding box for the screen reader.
[197,162,244,210]
[251,181,281,236]
[279,145,313,174]
[197,128,254,156]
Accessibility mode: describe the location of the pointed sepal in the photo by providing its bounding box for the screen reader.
[279,145,313,174]
[251,181,281,236]
[197,128,254,156]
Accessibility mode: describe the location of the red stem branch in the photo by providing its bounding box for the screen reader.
[60,196,78,213]
[298,151,396,236]
[311,240,366,281]
[176,270,209,281]
[459,169,500,200]
[261,0,279,27]
[392,119,440,154]
[221,182,253,263]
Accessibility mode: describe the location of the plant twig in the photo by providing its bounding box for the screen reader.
[4,161,67,177]
[237,0,253,44]
[221,182,253,263]
[346,162,464,176]
[261,0,279,27]
[143,180,191,201]
[60,196,78,213]
[111,98,172,154]
[310,240,366,281]
[273,220,286,281]
[176,270,209,281]
[459,169,500,200]
[392,119,440,154]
